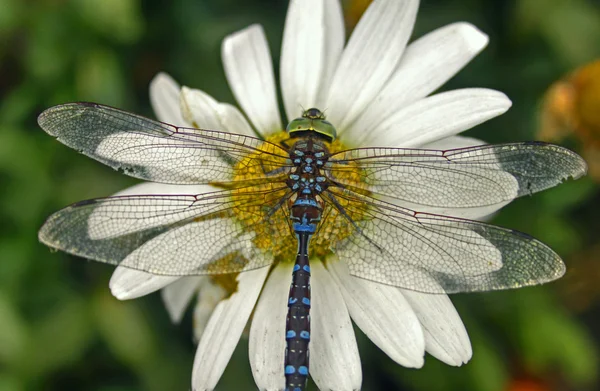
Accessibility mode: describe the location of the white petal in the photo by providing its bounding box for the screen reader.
[310,262,361,391]
[109,266,179,300]
[249,263,292,391]
[281,0,325,121]
[387,199,511,220]
[280,0,344,121]
[93,130,239,185]
[421,135,486,150]
[222,25,282,135]
[326,0,419,131]
[387,136,511,220]
[181,88,255,137]
[360,88,512,147]
[161,276,205,324]
[180,86,222,130]
[218,103,256,137]
[192,267,269,391]
[112,182,212,197]
[346,23,488,141]
[389,197,511,220]
[337,213,504,293]
[328,259,425,368]
[119,217,255,275]
[87,183,217,240]
[401,288,472,366]
[193,280,228,341]
[149,72,187,126]
[315,0,345,108]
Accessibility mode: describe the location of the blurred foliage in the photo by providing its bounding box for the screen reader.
[539,59,600,181]
[0,0,599,390]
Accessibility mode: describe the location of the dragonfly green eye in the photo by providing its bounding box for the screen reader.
[286,108,337,141]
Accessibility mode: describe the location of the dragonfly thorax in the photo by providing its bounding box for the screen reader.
[287,138,330,197]
[286,108,337,142]
[287,137,330,236]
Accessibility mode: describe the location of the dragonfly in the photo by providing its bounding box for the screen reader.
[38,102,587,391]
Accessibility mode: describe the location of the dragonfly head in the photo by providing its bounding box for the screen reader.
[286,108,337,142]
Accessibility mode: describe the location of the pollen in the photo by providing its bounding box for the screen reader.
[221,130,369,263]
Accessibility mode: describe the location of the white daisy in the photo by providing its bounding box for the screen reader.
[106,0,513,390]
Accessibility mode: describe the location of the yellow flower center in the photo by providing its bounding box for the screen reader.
[224,130,369,264]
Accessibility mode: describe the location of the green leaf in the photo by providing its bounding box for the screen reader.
[23,297,94,376]
[539,176,595,214]
[73,0,144,43]
[516,290,598,385]
[92,290,157,368]
[75,48,127,106]
[0,293,28,365]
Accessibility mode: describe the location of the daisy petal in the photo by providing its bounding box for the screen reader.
[337,211,504,294]
[249,263,292,391]
[99,183,209,295]
[193,281,227,341]
[396,22,488,100]
[326,0,419,131]
[149,72,186,126]
[218,103,256,137]
[315,0,345,108]
[390,197,511,220]
[192,267,269,391]
[280,0,345,121]
[310,262,362,391]
[87,183,216,239]
[401,288,472,366]
[346,23,488,140]
[109,266,179,300]
[421,135,486,150]
[328,259,425,368]
[180,86,222,130]
[281,0,326,121]
[222,24,282,135]
[161,276,204,324]
[114,182,211,197]
[388,136,510,219]
[361,88,511,147]
[119,217,261,275]
[93,128,242,185]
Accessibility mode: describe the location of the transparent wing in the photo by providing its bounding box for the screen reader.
[38,102,290,185]
[324,188,565,294]
[38,187,294,275]
[327,143,587,212]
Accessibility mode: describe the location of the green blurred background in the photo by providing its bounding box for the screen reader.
[1,0,600,390]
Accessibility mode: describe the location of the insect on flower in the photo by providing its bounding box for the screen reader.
[38,102,586,390]
[37,1,588,390]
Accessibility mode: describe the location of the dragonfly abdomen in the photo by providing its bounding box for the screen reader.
[285,232,312,391]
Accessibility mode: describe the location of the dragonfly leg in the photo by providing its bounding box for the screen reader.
[323,191,385,253]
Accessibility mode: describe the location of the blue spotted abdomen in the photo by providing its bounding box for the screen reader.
[285,232,312,391]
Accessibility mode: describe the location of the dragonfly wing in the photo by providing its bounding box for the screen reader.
[38,188,290,275]
[327,143,587,216]
[38,102,290,184]
[328,190,564,294]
